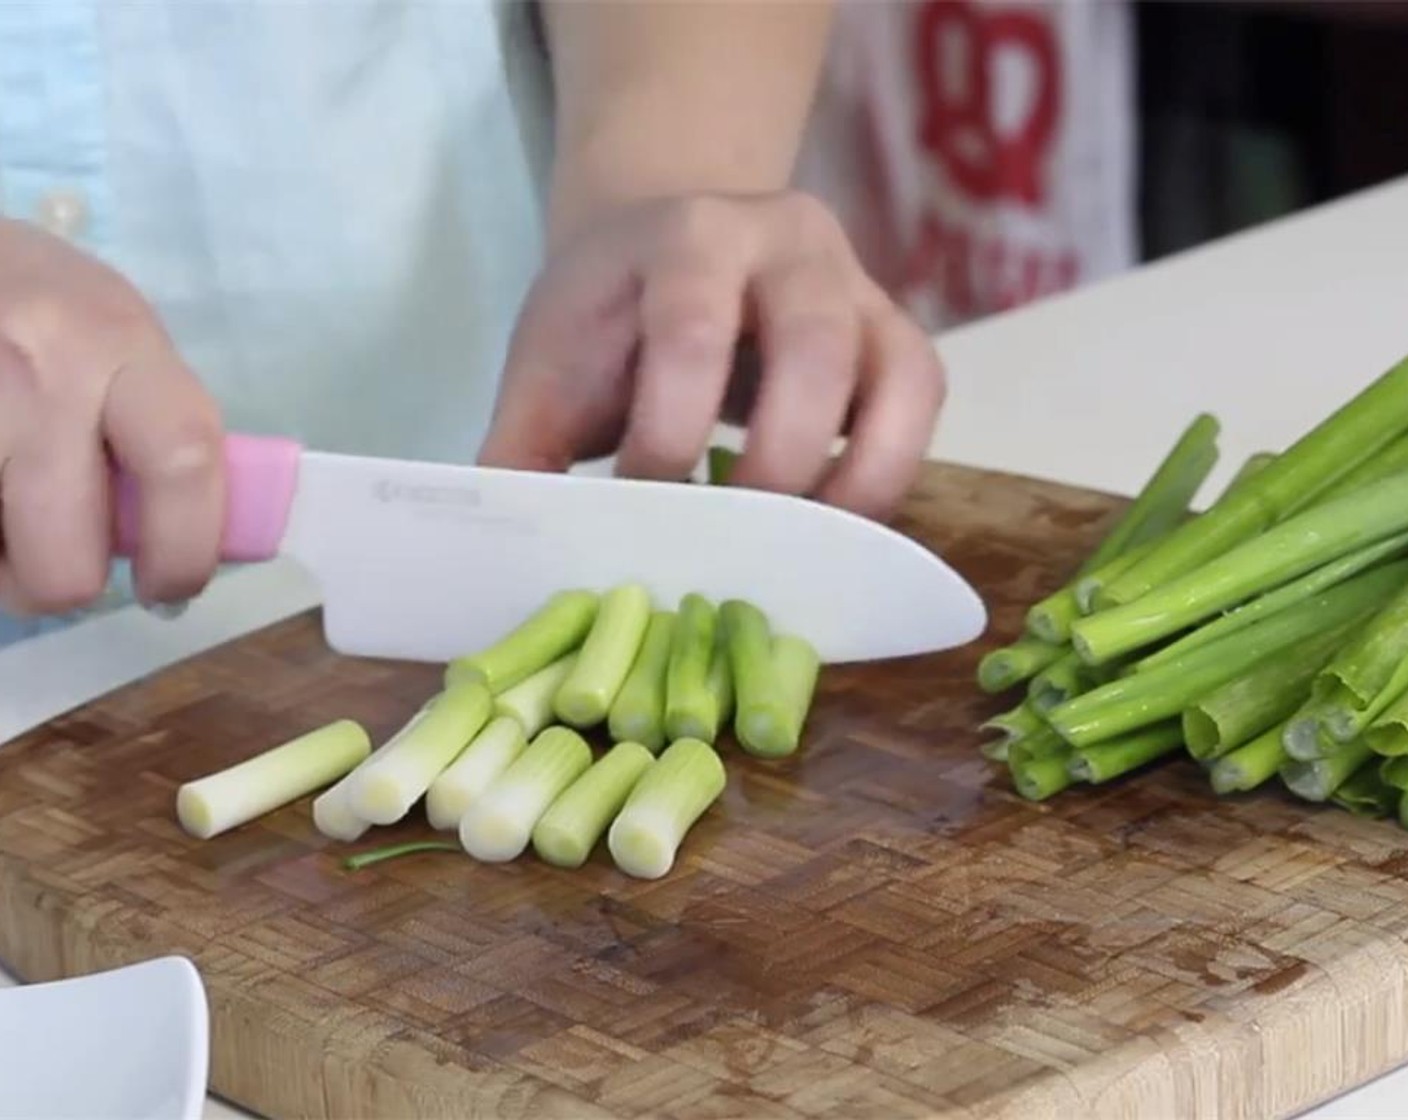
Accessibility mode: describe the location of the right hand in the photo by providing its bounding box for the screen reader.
[0,217,226,618]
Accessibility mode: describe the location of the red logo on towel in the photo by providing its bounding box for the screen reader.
[915,0,1061,207]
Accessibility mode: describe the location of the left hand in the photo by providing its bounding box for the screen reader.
[476,190,946,521]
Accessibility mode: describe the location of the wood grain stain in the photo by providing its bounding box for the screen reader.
[0,461,1406,1119]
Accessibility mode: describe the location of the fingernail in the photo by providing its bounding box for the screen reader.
[143,599,190,620]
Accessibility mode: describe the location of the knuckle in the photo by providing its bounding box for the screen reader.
[147,419,224,486]
[625,422,697,479]
[647,293,733,359]
[779,190,845,244]
[25,562,109,614]
[659,195,735,252]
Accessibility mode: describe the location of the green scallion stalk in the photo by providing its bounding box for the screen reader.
[722,600,820,758]
[446,590,599,693]
[1365,689,1408,758]
[981,739,1011,763]
[424,715,527,830]
[1209,719,1290,794]
[1073,454,1273,616]
[978,635,1065,694]
[1072,478,1408,666]
[1328,760,1399,819]
[177,719,372,840]
[1131,532,1408,674]
[1086,413,1222,570]
[1067,721,1184,783]
[1049,567,1396,748]
[980,700,1046,745]
[1006,724,1068,766]
[1073,540,1160,617]
[1028,652,1091,713]
[606,610,675,751]
[1010,747,1075,801]
[1024,414,1221,641]
[1180,622,1353,761]
[664,593,722,742]
[707,446,739,485]
[1398,789,1408,830]
[1097,354,1408,608]
[554,583,653,728]
[458,726,594,862]
[1379,755,1408,790]
[1313,430,1408,504]
[343,841,459,871]
[1308,579,1408,741]
[348,682,493,825]
[607,737,726,879]
[493,653,577,736]
[531,740,655,868]
[1281,737,1374,802]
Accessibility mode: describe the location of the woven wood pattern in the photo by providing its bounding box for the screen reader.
[3,461,1408,1120]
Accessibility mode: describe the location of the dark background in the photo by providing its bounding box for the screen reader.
[1137,0,1408,261]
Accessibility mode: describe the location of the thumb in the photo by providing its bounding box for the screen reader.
[476,268,641,473]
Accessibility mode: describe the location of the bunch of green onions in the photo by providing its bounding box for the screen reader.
[977,351,1408,827]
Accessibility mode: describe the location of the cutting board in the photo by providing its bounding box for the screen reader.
[3,461,1408,1120]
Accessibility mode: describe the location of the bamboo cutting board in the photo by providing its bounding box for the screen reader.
[3,461,1408,1120]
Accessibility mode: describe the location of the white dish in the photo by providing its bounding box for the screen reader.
[0,955,209,1120]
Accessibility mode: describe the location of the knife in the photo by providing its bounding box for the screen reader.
[112,434,987,665]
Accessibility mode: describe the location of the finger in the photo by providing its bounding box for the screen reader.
[614,253,747,481]
[728,260,861,496]
[0,342,110,616]
[816,302,947,520]
[477,265,641,473]
[101,335,226,606]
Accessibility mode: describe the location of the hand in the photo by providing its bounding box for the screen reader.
[0,218,225,617]
[477,190,946,520]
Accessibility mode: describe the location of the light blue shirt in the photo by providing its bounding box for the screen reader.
[0,0,553,647]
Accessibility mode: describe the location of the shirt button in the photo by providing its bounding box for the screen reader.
[34,189,88,239]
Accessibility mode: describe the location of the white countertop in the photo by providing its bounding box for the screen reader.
[4,174,1408,1119]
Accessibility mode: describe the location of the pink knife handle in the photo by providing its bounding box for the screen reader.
[112,432,303,563]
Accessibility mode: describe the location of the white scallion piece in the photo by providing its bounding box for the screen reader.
[458,726,593,862]
[493,653,578,736]
[424,715,528,830]
[177,719,371,840]
[347,681,492,825]
[607,737,725,879]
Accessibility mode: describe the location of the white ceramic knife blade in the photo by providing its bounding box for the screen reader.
[115,434,987,665]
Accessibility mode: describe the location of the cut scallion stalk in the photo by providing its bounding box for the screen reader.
[607,738,725,879]
[1309,580,1408,741]
[707,446,738,485]
[1281,738,1374,802]
[1380,755,1408,790]
[1209,719,1290,794]
[493,653,577,736]
[1328,761,1399,819]
[1067,721,1183,783]
[979,635,1065,694]
[607,610,675,751]
[348,682,493,825]
[1131,532,1408,674]
[980,700,1046,744]
[177,719,371,840]
[1010,747,1074,801]
[1180,622,1353,761]
[1365,689,1408,758]
[531,741,654,868]
[458,726,593,861]
[664,594,723,743]
[722,599,819,758]
[554,583,653,728]
[424,715,528,830]
[446,590,599,693]
[1071,478,1408,666]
